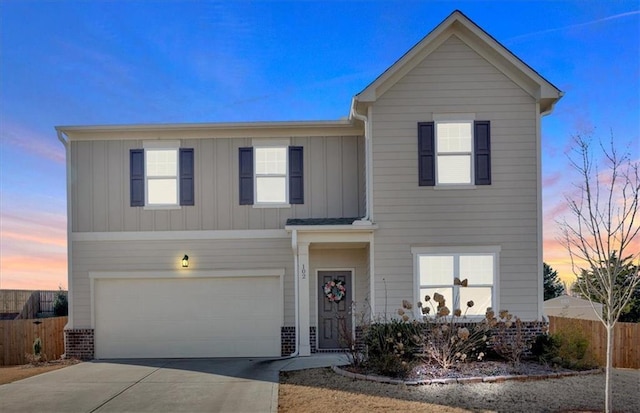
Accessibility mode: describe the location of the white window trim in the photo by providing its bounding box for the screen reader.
[142,140,181,210]
[432,113,476,187]
[253,144,290,208]
[411,245,501,320]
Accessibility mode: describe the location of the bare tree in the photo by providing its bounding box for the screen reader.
[560,133,640,413]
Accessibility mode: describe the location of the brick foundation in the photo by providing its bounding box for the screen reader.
[281,326,296,356]
[280,326,319,356]
[281,325,364,355]
[64,328,94,360]
[489,320,548,357]
[310,326,317,353]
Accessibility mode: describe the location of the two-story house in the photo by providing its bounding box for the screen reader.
[56,10,562,359]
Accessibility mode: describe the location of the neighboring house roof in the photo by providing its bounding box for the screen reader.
[354,10,563,114]
[544,295,603,321]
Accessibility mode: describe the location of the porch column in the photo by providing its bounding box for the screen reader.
[298,242,311,356]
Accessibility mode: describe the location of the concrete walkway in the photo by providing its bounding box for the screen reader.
[0,354,349,413]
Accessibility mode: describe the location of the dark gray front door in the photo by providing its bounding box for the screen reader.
[318,271,352,349]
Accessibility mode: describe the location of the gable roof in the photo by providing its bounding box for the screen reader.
[354,10,563,114]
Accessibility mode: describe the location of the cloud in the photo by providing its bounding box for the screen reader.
[542,172,563,187]
[0,120,65,164]
[506,10,640,43]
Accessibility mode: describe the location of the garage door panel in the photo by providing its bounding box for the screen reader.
[94,276,281,358]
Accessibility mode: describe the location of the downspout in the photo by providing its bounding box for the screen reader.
[350,97,372,222]
[289,229,300,357]
[350,97,376,321]
[56,129,73,330]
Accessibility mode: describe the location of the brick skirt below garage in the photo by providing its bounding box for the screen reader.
[63,328,94,360]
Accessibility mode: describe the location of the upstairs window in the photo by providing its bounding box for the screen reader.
[436,122,472,184]
[146,149,179,205]
[418,118,491,186]
[130,141,194,208]
[239,145,304,206]
[255,147,287,204]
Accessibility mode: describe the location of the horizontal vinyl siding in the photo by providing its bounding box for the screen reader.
[71,238,294,328]
[71,135,364,232]
[371,34,541,320]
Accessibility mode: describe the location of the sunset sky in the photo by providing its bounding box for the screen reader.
[1,1,638,291]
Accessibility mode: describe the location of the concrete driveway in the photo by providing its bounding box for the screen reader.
[0,355,348,413]
[0,358,284,413]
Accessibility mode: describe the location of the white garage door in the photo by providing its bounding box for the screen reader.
[94,275,282,359]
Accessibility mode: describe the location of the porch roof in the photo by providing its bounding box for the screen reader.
[285,217,361,226]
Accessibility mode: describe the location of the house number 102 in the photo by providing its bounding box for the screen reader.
[301,264,306,279]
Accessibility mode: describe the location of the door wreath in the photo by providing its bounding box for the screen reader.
[323,279,346,302]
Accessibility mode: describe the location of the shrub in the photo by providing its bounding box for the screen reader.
[25,337,47,365]
[53,289,68,317]
[417,294,491,369]
[489,310,529,365]
[531,333,561,364]
[364,320,421,377]
[33,337,42,356]
[554,322,597,370]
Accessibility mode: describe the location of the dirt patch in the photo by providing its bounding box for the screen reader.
[279,367,640,412]
[0,359,80,385]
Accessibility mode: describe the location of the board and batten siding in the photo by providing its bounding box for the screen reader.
[70,135,365,233]
[70,237,294,328]
[370,35,541,320]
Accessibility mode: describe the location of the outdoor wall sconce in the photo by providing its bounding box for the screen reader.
[181,255,189,268]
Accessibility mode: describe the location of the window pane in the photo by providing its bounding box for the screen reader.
[459,287,492,316]
[437,123,472,153]
[256,147,286,175]
[419,255,453,286]
[460,255,494,284]
[147,150,177,177]
[420,288,453,312]
[148,179,177,204]
[256,176,286,203]
[437,155,471,184]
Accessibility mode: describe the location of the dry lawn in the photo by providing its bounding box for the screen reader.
[279,367,640,413]
[0,360,79,385]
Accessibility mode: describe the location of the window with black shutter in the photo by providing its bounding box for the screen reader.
[129,145,194,207]
[418,120,491,186]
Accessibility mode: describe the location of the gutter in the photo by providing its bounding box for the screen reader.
[540,91,564,117]
[56,130,74,330]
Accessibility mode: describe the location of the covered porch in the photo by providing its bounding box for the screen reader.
[286,218,377,356]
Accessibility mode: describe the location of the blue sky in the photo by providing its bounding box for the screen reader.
[1,0,638,289]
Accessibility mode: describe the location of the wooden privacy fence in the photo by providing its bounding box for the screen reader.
[0,316,67,366]
[548,316,639,369]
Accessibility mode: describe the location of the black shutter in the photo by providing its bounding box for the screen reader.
[418,122,435,186]
[289,146,304,204]
[239,147,254,205]
[179,148,194,206]
[130,149,145,206]
[474,121,491,185]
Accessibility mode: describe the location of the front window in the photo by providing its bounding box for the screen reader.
[414,247,499,317]
[146,149,178,206]
[436,121,473,184]
[255,147,287,204]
